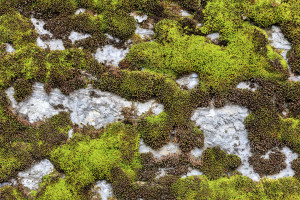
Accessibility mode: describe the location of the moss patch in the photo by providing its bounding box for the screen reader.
[50,122,141,190]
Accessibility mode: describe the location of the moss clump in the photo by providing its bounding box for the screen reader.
[249,150,286,177]
[280,118,300,153]
[104,11,136,40]
[0,107,71,182]
[291,158,299,180]
[50,122,141,190]
[126,19,288,92]
[120,70,156,101]
[199,147,241,180]
[172,175,300,200]
[0,185,27,200]
[36,172,83,200]
[0,44,47,89]
[33,0,78,19]
[177,125,204,153]
[288,47,300,75]
[0,11,37,50]
[13,78,33,102]
[138,112,172,149]
[245,108,282,153]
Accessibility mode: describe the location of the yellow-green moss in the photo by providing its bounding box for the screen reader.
[172,175,300,200]
[126,20,288,92]
[0,11,37,50]
[50,122,141,190]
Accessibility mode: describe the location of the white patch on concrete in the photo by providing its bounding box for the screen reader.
[5,83,163,129]
[105,33,120,43]
[69,31,91,44]
[17,159,54,191]
[191,103,298,181]
[267,26,291,59]
[155,168,174,179]
[134,100,164,116]
[181,10,192,17]
[5,43,15,53]
[68,129,73,139]
[288,76,300,82]
[176,73,199,89]
[236,82,258,92]
[0,182,10,188]
[75,8,86,15]
[0,179,17,188]
[263,147,298,179]
[206,33,220,42]
[266,26,300,81]
[181,168,203,178]
[94,45,129,66]
[5,85,60,123]
[93,180,114,200]
[190,147,203,158]
[31,18,53,36]
[191,103,261,181]
[139,139,181,159]
[130,12,148,23]
[37,37,65,50]
[135,26,155,40]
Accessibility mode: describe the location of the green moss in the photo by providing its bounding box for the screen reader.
[13,78,33,102]
[172,175,300,200]
[280,117,300,153]
[200,0,244,37]
[50,122,141,190]
[126,20,288,92]
[0,11,37,50]
[0,185,27,200]
[104,11,136,40]
[0,106,71,182]
[199,147,241,180]
[37,177,82,200]
[138,112,172,149]
[120,71,156,101]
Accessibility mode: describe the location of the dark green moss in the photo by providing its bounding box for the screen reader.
[33,0,78,19]
[104,11,136,40]
[138,112,172,149]
[13,78,33,102]
[199,147,241,180]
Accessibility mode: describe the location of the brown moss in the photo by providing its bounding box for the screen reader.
[45,68,86,95]
[177,125,204,153]
[288,48,300,75]
[249,149,287,177]
[291,158,300,180]
[109,166,137,200]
